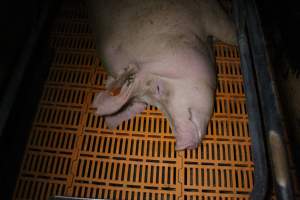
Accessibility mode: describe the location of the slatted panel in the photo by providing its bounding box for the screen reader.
[13,0,300,200]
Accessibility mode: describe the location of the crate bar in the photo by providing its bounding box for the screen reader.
[232,1,268,200]
[242,0,294,200]
[0,1,56,137]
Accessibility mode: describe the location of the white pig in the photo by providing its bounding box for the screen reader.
[88,0,236,150]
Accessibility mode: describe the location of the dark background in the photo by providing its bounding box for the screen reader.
[256,0,300,181]
[256,0,300,75]
[0,1,58,199]
[0,0,41,93]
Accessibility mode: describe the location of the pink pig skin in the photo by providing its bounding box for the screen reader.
[88,0,236,150]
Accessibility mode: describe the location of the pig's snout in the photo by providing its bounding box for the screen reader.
[176,140,199,150]
[174,120,200,150]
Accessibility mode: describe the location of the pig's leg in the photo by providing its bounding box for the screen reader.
[92,64,139,116]
[105,101,146,129]
[92,84,135,116]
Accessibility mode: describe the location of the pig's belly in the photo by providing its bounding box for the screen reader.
[98,5,207,78]
[102,36,214,86]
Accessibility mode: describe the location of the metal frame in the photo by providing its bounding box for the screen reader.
[233,0,294,199]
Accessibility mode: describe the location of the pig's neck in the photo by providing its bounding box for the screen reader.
[139,47,216,88]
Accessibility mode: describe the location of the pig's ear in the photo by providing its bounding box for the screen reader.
[92,64,140,116]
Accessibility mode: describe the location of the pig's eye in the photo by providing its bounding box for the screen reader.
[152,79,166,98]
[153,85,161,98]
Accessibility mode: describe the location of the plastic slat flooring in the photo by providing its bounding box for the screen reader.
[13,0,300,200]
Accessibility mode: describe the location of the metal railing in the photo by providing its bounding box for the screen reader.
[233,0,294,199]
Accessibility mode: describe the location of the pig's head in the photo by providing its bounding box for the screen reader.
[93,63,215,150]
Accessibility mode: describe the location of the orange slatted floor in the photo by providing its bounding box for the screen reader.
[12,0,300,200]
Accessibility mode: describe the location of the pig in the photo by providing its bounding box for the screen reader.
[87,0,236,150]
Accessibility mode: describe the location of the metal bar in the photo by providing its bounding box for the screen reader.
[232,1,268,199]
[0,0,52,137]
[245,0,295,199]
